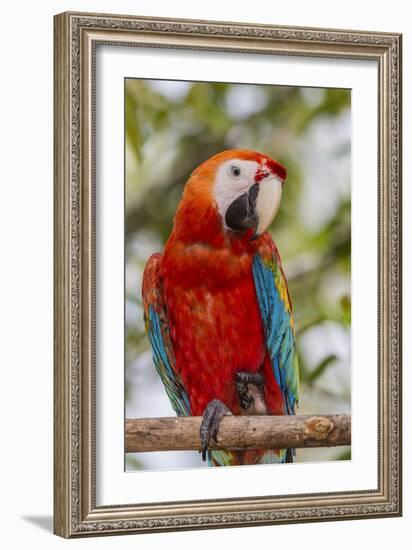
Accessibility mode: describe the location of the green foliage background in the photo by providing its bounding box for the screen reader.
[125,79,351,470]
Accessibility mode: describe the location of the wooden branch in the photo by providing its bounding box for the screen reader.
[125,414,351,453]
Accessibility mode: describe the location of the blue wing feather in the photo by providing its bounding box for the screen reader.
[147,305,190,417]
[142,254,191,418]
[253,252,299,418]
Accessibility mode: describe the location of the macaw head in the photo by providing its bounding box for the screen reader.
[212,150,286,238]
[175,149,287,243]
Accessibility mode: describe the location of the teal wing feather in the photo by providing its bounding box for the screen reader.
[253,235,299,461]
[142,253,190,417]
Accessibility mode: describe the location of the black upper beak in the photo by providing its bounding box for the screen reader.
[225,184,259,233]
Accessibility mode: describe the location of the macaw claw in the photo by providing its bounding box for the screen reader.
[200,399,231,461]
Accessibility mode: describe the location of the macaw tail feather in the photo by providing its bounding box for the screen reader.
[208,447,292,467]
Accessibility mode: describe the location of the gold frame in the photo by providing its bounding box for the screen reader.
[53,11,402,538]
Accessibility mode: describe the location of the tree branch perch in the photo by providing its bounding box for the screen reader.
[125,414,351,453]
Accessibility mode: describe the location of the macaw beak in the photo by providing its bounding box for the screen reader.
[225,184,259,232]
[224,175,283,237]
[252,175,283,238]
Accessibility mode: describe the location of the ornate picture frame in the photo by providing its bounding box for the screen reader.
[53,11,402,538]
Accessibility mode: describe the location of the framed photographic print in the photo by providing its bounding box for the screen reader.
[53,11,402,538]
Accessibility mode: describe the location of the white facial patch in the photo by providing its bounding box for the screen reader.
[214,158,283,234]
[214,159,260,226]
[255,176,283,235]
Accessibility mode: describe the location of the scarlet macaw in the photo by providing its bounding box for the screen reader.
[142,149,299,466]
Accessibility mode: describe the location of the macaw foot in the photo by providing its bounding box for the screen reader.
[200,399,231,461]
[235,371,267,415]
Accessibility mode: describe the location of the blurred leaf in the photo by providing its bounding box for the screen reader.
[125,89,141,160]
[126,455,144,470]
[340,295,351,326]
[307,354,338,384]
[336,448,351,460]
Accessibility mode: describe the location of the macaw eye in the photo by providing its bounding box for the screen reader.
[231,165,241,177]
